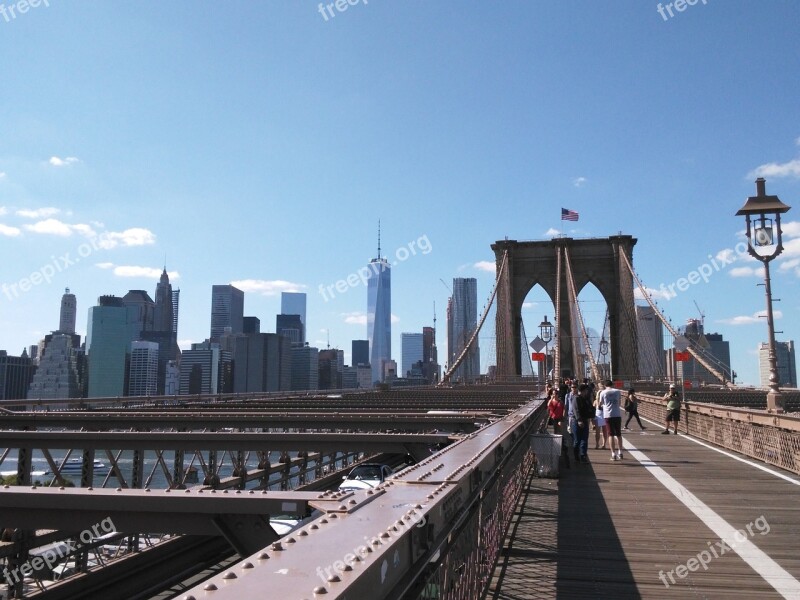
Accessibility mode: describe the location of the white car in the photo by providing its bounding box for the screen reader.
[338,463,394,491]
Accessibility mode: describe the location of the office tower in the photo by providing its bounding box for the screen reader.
[341,366,358,389]
[128,341,159,396]
[243,316,261,334]
[210,285,244,342]
[759,341,797,388]
[165,360,180,395]
[0,350,36,401]
[221,331,291,392]
[677,319,732,384]
[367,231,391,385]
[86,296,140,397]
[401,333,424,378]
[27,334,82,401]
[179,341,232,395]
[448,278,480,382]
[28,345,38,364]
[171,289,180,335]
[352,340,369,367]
[318,348,342,390]
[122,290,156,335]
[153,269,174,333]
[281,292,307,343]
[291,344,319,391]
[636,304,665,378]
[276,314,304,345]
[422,325,439,384]
[59,288,77,334]
[356,365,372,389]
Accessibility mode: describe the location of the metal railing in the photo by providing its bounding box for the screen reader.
[638,393,800,475]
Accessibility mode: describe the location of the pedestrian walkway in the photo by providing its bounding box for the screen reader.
[487,423,800,599]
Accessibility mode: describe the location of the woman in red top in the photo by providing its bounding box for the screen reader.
[547,388,565,434]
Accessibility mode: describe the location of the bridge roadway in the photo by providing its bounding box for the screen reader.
[489,418,800,599]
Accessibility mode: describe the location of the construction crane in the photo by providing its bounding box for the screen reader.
[693,300,705,329]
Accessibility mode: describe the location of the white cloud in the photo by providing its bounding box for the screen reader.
[48,156,80,167]
[718,310,782,326]
[779,258,800,271]
[634,286,674,301]
[94,262,179,279]
[231,279,306,296]
[474,260,495,272]
[749,158,800,179]
[0,207,7,216]
[97,228,156,248]
[783,221,800,238]
[0,223,22,237]
[545,228,561,237]
[573,176,587,188]
[24,218,73,236]
[16,207,61,219]
[729,266,764,278]
[95,262,114,269]
[342,311,367,326]
[0,172,6,179]
[522,302,536,310]
[178,339,194,351]
[391,313,400,323]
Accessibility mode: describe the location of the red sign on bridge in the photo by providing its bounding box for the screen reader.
[531,352,546,361]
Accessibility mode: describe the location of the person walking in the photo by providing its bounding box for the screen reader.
[662,384,681,434]
[593,381,608,450]
[623,388,646,431]
[571,383,593,463]
[599,380,624,461]
[547,389,565,435]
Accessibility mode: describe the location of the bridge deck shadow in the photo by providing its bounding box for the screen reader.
[487,429,799,599]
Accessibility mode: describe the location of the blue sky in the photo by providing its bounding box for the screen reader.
[1,1,799,387]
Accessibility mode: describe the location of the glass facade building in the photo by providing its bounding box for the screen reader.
[367,257,391,384]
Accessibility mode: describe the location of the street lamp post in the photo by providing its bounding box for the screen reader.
[598,336,609,381]
[539,316,554,385]
[736,178,791,413]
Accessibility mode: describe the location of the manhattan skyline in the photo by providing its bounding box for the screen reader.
[1,2,799,386]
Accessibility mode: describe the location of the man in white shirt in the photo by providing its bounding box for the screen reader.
[599,379,624,461]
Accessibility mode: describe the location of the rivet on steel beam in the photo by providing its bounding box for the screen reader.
[366,490,374,495]
[326,574,341,582]
[286,537,296,544]
[203,583,218,591]
[222,572,237,579]
[312,586,328,594]
[338,505,346,511]
[116,487,122,492]
[185,489,191,493]
[329,514,338,519]
[348,499,356,505]
[182,596,197,600]
[165,488,171,493]
[299,530,308,536]
[272,542,283,551]
[257,552,270,560]
[235,490,241,494]
[310,524,319,530]
[320,519,328,524]
[59,486,65,490]
[241,562,254,569]
[145,488,151,492]
[380,532,390,539]
[342,564,353,571]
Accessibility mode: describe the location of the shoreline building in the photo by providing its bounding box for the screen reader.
[281,292,307,344]
[759,341,797,388]
[448,278,480,382]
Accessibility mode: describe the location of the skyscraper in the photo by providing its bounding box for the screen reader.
[128,340,159,396]
[86,296,140,397]
[153,269,174,334]
[352,340,369,367]
[171,289,180,335]
[636,304,664,378]
[59,288,76,334]
[210,285,244,342]
[281,292,307,343]
[367,230,391,385]
[759,341,797,388]
[448,278,480,382]
[401,333,424,378]
[276,314,304,345]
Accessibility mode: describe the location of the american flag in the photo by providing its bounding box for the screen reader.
[561,208,579,221]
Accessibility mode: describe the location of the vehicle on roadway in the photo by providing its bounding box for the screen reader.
[338,463,394,491]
